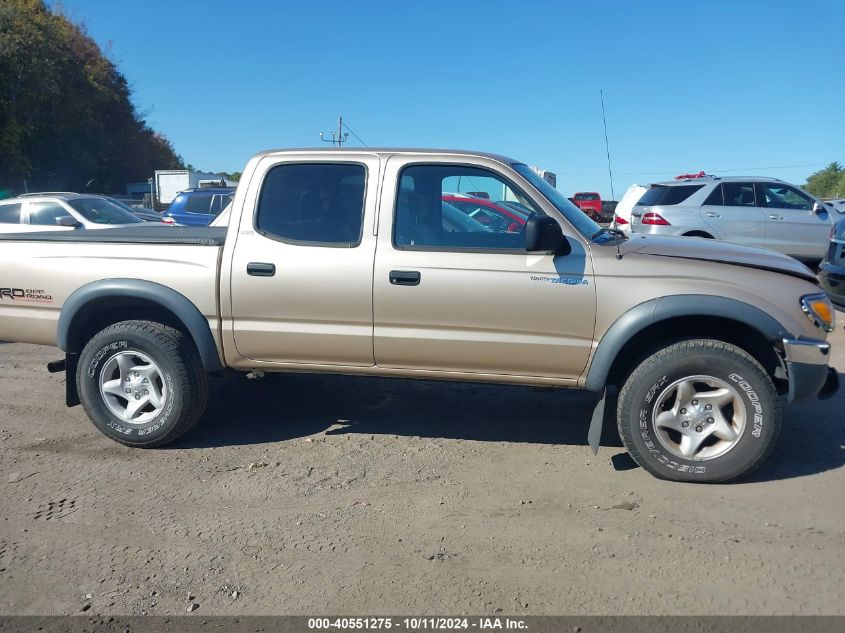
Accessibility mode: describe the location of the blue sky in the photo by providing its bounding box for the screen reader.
[59,0,843,198]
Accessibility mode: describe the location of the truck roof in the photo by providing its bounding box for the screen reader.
[249,147,521,165]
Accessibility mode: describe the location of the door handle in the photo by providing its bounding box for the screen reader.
[247,262,276,277]
[768,214,784,220]
[705,212,721,218]
[389,270,421,286]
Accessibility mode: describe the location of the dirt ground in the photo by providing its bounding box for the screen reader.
[1,319,843,616]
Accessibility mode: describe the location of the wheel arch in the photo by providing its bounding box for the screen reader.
[585,295,790,393]
[57,279,223,373]
[682,230,715,238]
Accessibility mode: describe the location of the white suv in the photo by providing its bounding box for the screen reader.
[629,175,841,263]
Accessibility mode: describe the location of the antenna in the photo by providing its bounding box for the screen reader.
[600,90,617,226]
[320,115,349,147]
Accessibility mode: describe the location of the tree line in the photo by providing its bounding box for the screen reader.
[0,0,183,196]
[804,162,844,199]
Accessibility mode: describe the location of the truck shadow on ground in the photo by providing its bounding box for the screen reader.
[174,371,845,483]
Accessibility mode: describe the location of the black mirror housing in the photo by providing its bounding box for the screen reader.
[524,216,571,256]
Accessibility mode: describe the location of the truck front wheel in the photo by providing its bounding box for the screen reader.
[617,339,781,483]
[77,320,208,447]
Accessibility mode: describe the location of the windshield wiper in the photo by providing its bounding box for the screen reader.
[592,227,627,241]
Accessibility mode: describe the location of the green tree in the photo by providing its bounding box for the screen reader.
[804,162,844,198]
[0,0,183,193]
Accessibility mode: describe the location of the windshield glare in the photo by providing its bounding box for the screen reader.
[67,197,143,224]
[511,164,603,240]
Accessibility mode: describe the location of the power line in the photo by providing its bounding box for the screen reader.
[342,122,368,147]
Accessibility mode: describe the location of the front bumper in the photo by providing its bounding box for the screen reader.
[782,338,836,403]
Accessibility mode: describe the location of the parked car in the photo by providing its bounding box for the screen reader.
[572,192,602,220]
[823,199,845,214]
[163,188,234,226]
[0,194,144,233]
[613,184,647,231]
[103,197,180,224]
[442,194,528,232]
[819,214,845,310]
[630,176,841,263]
[0,148,837,484]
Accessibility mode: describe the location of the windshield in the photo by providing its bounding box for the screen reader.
[511,163,604,240]
[67,198,143,224]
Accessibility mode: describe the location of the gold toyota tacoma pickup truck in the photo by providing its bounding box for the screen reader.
[0,149,838,482]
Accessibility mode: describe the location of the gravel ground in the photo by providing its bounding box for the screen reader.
[0,320,843,616]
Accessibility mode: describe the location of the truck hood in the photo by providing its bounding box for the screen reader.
[619,235,817,282]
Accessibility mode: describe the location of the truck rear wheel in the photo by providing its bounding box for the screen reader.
[77,320,208,447]
[617,339,781,483]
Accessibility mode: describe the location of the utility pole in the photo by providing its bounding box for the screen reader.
[320,115,349,147]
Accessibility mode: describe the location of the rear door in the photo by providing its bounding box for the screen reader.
[227,153,380,366]
[372,156,595,382]
[757,182,831,259]
[700,182,767,248]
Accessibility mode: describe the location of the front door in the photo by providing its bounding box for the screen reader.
[757,182,831,260]
[373,157,596,382]
[229,155,380,366]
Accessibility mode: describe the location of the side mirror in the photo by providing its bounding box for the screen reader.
[812,201,826,215]
[524,216,571,256]
[56,216,83,228]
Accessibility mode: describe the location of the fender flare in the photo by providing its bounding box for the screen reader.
[584,294,790,392]
[57,279,223,372]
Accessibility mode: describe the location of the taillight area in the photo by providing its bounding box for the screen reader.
[614,215,629,225]
[642,212,670,226]
[161,217,176,225]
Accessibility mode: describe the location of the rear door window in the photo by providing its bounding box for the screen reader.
[184,195,213,214]
[255,163,366,245]
[0,202,22,223]
[721,183,756,207]
[638,185,704,206]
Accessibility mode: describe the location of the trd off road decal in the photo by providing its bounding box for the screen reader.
[0,287,53,304]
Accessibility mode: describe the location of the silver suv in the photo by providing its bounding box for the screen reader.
[630,175,840,263]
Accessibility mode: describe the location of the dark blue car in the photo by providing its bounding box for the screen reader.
[819,214,845,311]
[163,188,234,226]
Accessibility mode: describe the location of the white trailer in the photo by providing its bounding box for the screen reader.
[154,170,224,208]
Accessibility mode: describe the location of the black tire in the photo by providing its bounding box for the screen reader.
[77,320,208,447]
[617,339,781,483]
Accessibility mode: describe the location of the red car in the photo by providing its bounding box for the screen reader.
[572,191,602,219]
[441,195,528,232]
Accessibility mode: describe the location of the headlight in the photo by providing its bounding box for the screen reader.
[801,293,835,332]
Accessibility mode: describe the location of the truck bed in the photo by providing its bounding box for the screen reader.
[0,225,226,246]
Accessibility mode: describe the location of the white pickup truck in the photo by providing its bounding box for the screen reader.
[0,148,838,482]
